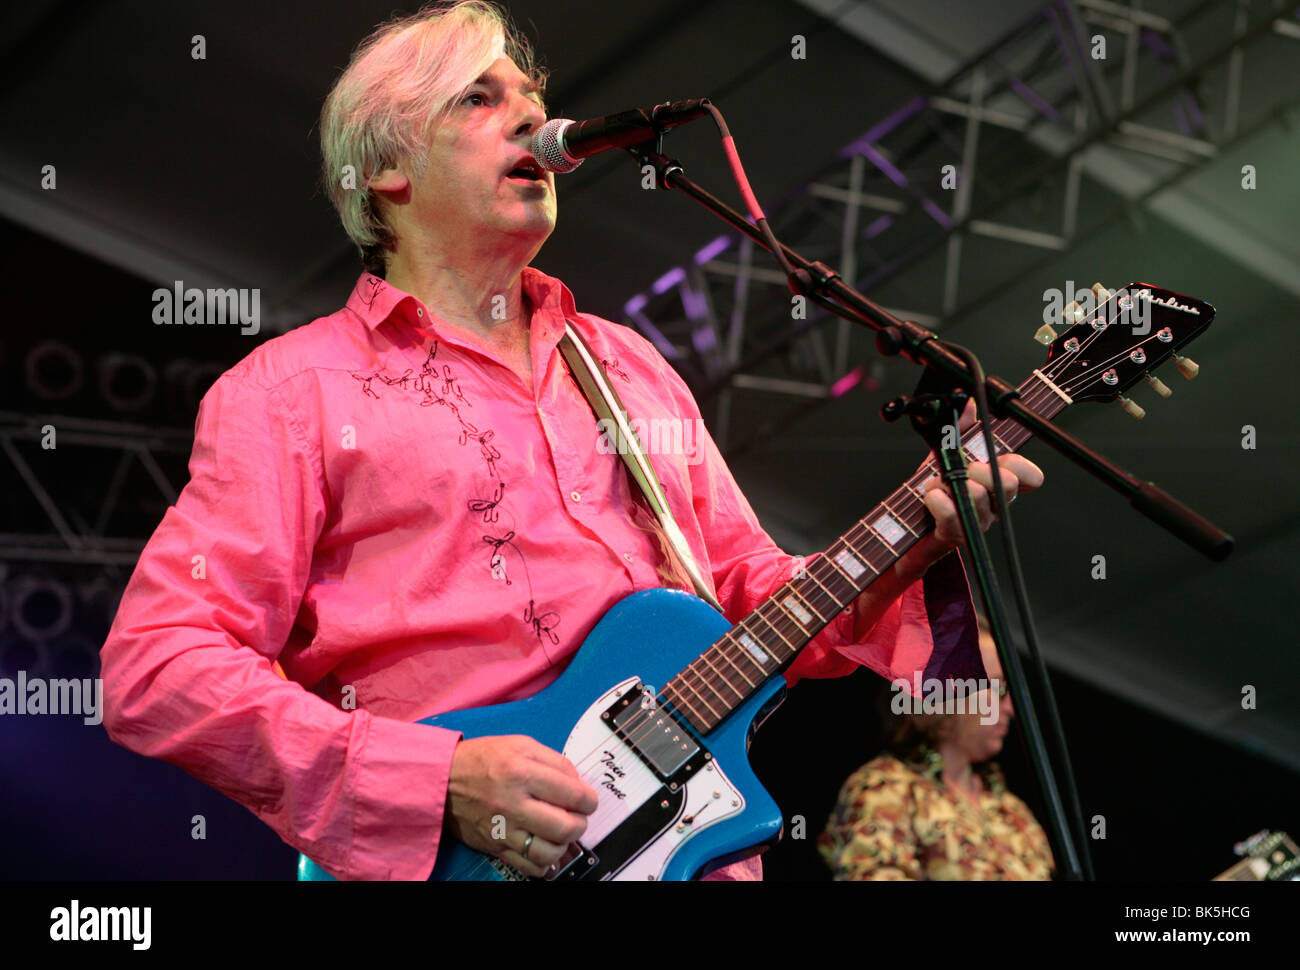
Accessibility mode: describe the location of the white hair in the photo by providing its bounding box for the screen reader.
[320,1,546,274]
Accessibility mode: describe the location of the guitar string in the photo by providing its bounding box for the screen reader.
[457,337,1134,882]
[1028,295,1192,395]
[448,306,1165,880]
[551,374,1067,806]
[733,315,1149,666]
[713,310,1171,705]
[598,321,1123,751]
[618,321,1135,739]
[595,364,1078,752]
[1040,330,1172,395]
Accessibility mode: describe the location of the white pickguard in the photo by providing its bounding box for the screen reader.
[562,675,745,880]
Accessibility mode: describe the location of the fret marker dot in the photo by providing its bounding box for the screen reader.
[871,513,908,547]
[833,549,867,579]
[738,633,770,666]
[782,595,813,624]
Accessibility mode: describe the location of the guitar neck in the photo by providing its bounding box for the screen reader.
[660,371,1070,736]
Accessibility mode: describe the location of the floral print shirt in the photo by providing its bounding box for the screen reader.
[818,746,1054,880]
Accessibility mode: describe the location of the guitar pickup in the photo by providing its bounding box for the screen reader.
[605,685,704,780]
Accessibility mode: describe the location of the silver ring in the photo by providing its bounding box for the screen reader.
[521,833,534,861]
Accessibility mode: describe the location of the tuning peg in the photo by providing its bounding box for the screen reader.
[1117,395,1146,420]
[1063,300,1085,325]
[1172,353,1199,379]
[1144,373,1172,398]
[1091,282,1111,304]
[1034,324,1056,345]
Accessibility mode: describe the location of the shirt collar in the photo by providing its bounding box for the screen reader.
[345,266,579,344]
[901,741,1007,797]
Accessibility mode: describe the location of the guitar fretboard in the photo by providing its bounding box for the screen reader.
[659,373,1068,736]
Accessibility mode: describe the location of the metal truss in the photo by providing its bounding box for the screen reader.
[0,411,189,566]
[622,0,1300,453]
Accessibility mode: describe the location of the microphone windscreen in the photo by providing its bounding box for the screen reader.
[531,119,582,173]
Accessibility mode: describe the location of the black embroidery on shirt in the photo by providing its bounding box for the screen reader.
[355,275,386,309]
[350,342,563,648]
[478,528,559,645]
[482,530,516,586]
[601,357,632,384]
[470,482,564,649]
[525,599,561,646]
[353,373,381,399]
[468,481,505,524]
[353,346,500,477]
[439,364,467,402]
[459,427,500,478]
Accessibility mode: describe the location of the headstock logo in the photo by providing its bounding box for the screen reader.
[1127,288,1200,316]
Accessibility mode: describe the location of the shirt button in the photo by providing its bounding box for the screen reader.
[624,553,634,562]
[570,490,582,502]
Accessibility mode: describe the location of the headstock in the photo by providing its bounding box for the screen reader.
[1033,282,1215,419]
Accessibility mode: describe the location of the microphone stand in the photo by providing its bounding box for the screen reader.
[626,142,1234,882]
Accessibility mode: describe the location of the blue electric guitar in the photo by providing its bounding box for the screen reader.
[299,282,1214,881]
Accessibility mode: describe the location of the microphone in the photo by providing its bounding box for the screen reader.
[530,99,710,173]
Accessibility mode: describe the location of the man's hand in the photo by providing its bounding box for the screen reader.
[848,405,1044,640]
[445,735,598,878]
[897,400,1045,582]
[898,451,1044,579]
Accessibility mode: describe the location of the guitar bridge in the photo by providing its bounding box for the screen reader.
[541,841,598,881]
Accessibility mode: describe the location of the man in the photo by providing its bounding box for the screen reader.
[99,1,1042,881]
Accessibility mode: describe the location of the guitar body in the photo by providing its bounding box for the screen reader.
[298,588,788,881]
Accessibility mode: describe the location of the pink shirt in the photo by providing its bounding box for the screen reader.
[99,268,969,880]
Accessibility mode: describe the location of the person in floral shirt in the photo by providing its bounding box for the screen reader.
[818,629,1054,880]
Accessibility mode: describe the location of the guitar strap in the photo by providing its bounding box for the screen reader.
[558,321,724,614]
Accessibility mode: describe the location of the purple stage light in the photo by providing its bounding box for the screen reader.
[840,96,927,160]
[863,214,894,239]
[1009,77,1061,123]
[652,266,685,294]
[694,235,731,265]
[921,198,953,229]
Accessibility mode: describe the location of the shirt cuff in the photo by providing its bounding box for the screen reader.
[334,716,462,880]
